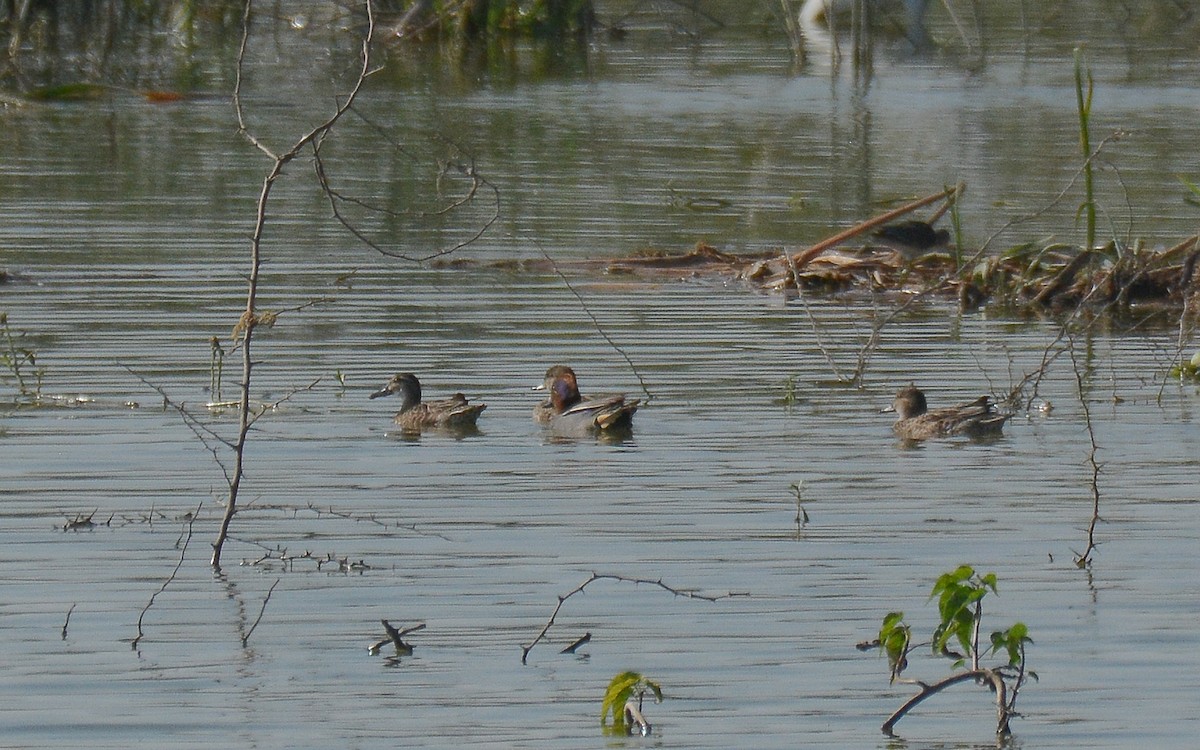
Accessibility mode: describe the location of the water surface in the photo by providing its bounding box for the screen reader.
[2,4,1199,747]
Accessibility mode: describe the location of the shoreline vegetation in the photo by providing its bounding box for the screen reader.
[436,213,1200,318]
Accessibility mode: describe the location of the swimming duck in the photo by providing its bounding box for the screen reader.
[533,365,638,434]
[370,373,485,431]
[873,220,950,258]
[885,385,1010,440]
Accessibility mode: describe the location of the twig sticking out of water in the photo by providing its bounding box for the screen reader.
[242,578,280,648]
[62,603,75,641]
[1068,336,1103,567]
[131,512,196,651]
[521,572,746,664]
[537,245,654,404]
[212,0,376,570]
[560,632,592,654]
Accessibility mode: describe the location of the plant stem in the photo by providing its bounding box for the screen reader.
[882,668,1010,737]
[1074,46,1096,251]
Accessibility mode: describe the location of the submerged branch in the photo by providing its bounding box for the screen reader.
[521,571,745,664]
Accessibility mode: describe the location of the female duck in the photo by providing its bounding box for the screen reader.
[370,373,485,431]
[886,385,1010,440]
[534,365,638,434]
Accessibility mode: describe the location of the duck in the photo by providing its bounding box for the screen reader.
[885,385,1010,440]
[872,220,950,258]
[370,373,485,431]
[533,365,638,434]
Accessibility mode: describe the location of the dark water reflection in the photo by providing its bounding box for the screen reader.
[2,6,1200,748]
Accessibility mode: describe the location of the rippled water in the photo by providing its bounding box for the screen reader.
[3,5,1200,748]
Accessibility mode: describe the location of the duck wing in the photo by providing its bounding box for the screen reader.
[558,394,638,431]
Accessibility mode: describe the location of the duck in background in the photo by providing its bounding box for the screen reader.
[533,365,638,435]
[885,385,1010,440]
[370,372,485,432]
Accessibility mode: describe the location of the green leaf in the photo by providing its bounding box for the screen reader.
[879,611,906,640]
[644,678,664,704]
[601,671,643,727]
[988,622,1033,666]
[600,672,663,729]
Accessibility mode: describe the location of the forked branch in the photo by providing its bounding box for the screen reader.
[211,0,377,569]
[521,572,745,664]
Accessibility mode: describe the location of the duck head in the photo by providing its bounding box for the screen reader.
[370,372,422,413]
[535,365,582,413]
[886,385,928,419]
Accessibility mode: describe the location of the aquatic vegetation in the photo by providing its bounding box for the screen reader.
[1074,47,1097,252]
[601,671,660,737]
[861,565,1034,738]
[776,374,800,407]
[0,312,45,403]
[1168,351,1200,382]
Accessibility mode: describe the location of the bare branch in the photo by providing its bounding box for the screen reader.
[521,572,746,664]
[213,0,377,569]
[132,512,196,650]
[1068,334,1104,567]
[242,578,280,647]
[882,668,1009,737]
[537,246,654,403]
[312,123,500,262]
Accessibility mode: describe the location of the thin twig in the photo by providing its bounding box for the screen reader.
[1068,334,1103,566]
[537,246,653,404]
[521,572,746,664]
[977,130,1126,256]
[62,603,76,640]
[132,513,195,650]
[242,578,280,647]
[312,128,500,262]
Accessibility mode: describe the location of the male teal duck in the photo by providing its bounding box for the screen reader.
[885,385,1010,440]
[370,373,485,431]
[533,365,638,434]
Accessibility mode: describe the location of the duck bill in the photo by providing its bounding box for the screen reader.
[369,386,393,400]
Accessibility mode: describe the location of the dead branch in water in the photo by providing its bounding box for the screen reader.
[521,572,747,664]
[242,578,280,647]
[62,603,76,640]
[212,0,376,569]
[313,121,500,262]
[132,512,196,651]
[1068,335,1104,567]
